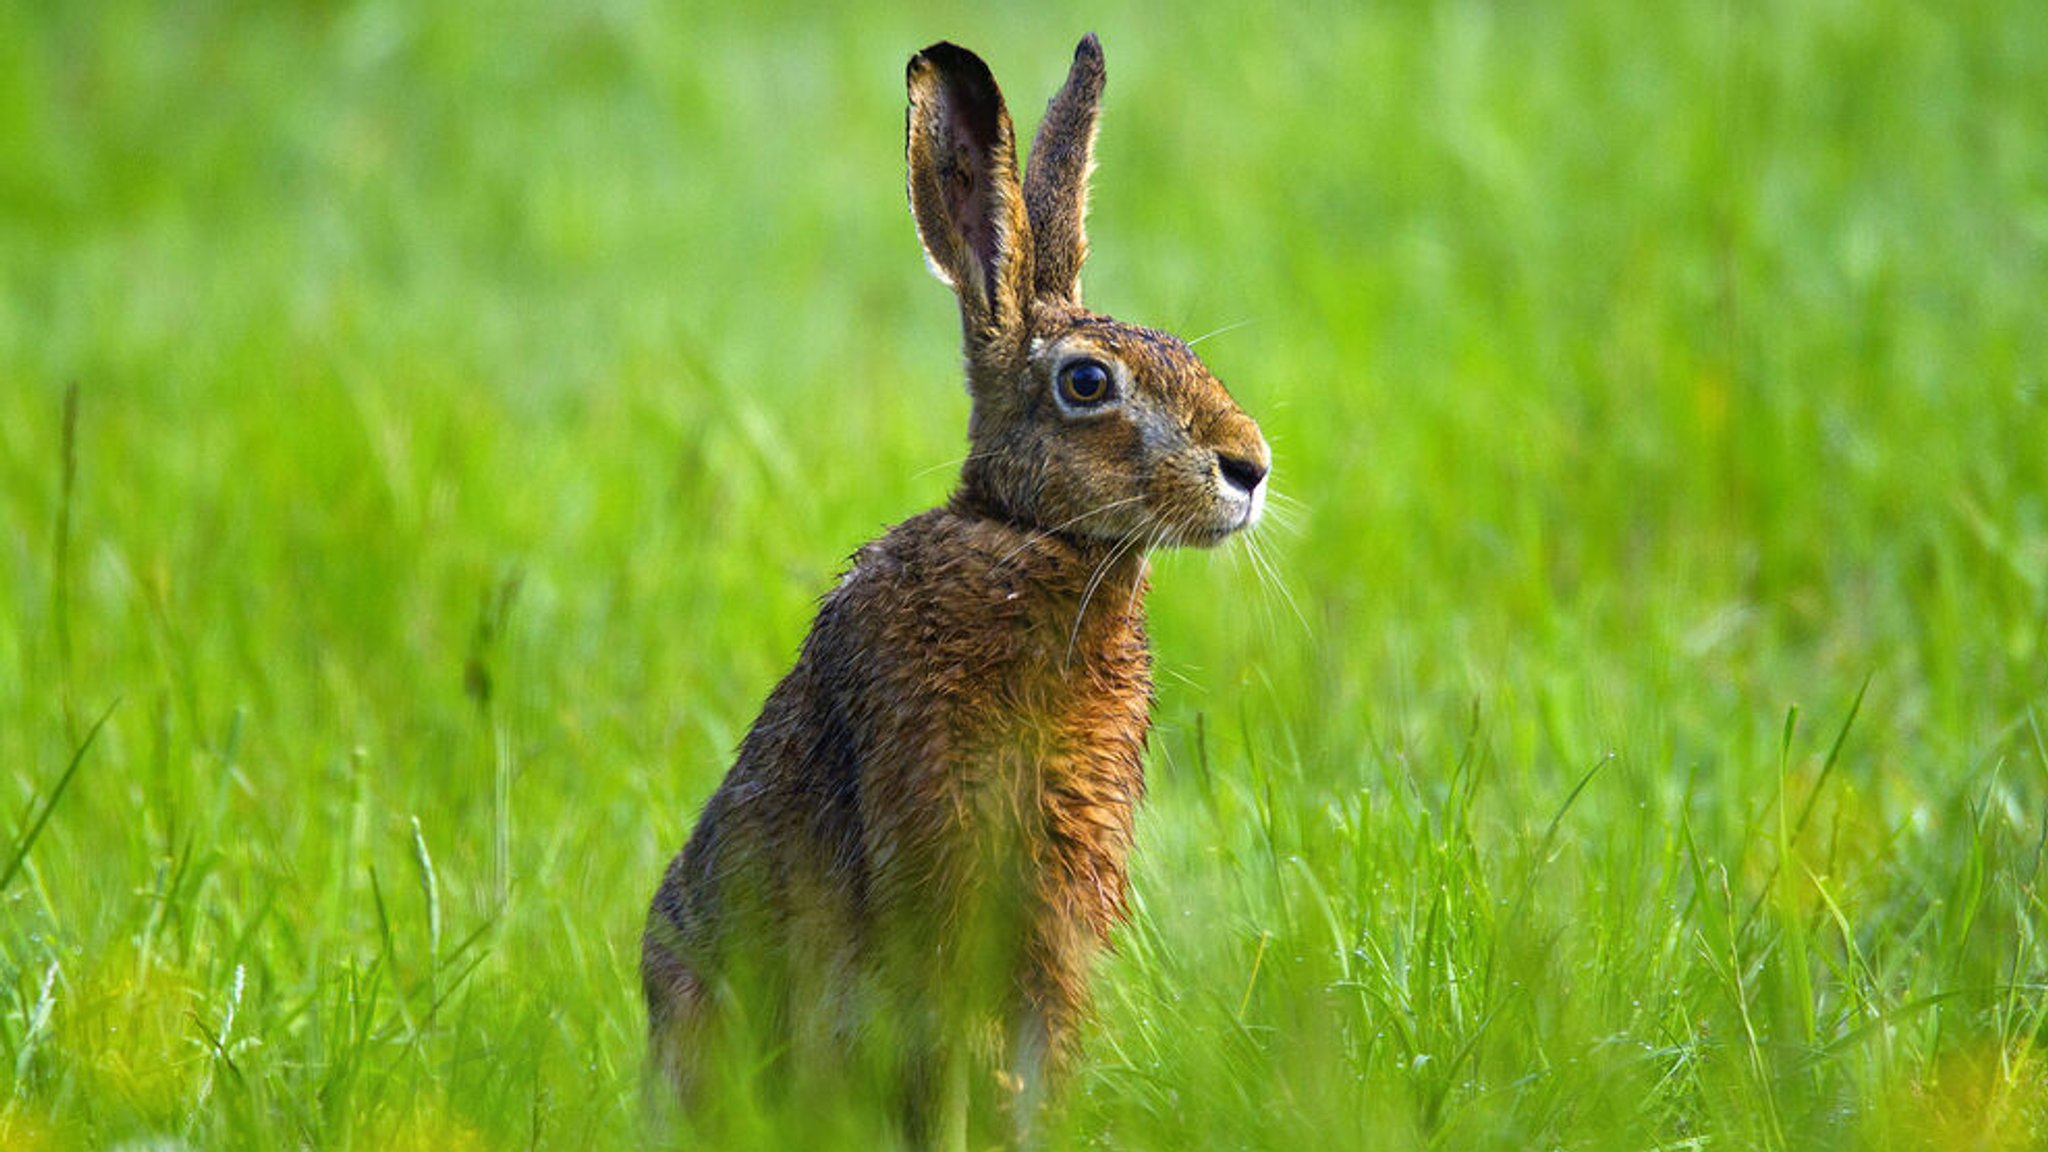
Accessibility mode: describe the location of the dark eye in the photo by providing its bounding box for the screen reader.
[1056,359,1115,408]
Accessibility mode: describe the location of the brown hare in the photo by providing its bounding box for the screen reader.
[643,33,1268,1145]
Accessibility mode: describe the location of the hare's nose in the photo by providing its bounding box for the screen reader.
[1217,452,1268,494]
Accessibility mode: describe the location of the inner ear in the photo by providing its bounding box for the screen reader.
[907,43,1031,345]
[939,141,1002,309]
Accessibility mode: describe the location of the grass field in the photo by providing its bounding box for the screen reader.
[4,0,2047,1147]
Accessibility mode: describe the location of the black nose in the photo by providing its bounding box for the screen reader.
[1217,452,1268,494]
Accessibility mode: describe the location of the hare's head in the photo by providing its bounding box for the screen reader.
[907,36,1268,550]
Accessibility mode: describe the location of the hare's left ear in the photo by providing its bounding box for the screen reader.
[907,42,1032,360]
[1023,34,1105,307]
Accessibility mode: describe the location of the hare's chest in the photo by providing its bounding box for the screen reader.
[966,598,1151,770]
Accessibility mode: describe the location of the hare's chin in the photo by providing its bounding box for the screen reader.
[1210,483,1265,540]
[1177,506,1261,549]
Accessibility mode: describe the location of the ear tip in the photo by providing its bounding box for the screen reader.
[908,41,1003,107]
[906,42,955,84]
[1070,33,1105,90]
[913,41,988,77]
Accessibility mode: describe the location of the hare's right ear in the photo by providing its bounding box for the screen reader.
[907,43,1032,361]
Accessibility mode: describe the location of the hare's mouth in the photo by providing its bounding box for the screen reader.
[1171,499,1261,549]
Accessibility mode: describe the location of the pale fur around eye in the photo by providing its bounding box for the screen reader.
[1049,354,1127,417]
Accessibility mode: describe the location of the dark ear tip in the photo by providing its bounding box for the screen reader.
[1069,33,1105,91]
[914,41,990,79]
[909,41,1002,106]
[907,42,955,83]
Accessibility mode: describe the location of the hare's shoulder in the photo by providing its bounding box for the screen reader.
[829,509,1126,623]
[806,508,1144,683]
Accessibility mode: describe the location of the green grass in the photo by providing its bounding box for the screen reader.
[4,0,2046,1147]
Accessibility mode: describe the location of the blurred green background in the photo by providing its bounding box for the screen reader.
[3,0,2045,1147]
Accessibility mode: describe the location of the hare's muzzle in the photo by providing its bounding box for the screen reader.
[1199,419,1270,541]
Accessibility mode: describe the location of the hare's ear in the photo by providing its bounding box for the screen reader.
[907,43,1032,359]
[1023,34,1105,307]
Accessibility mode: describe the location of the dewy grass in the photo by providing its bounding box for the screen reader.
[3,0,2046,1148]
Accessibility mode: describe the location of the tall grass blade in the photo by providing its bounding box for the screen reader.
[1,699,116,894]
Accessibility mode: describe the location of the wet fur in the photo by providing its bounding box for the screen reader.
[644,34,1267,1143]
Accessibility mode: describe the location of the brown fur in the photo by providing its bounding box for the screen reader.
[644,34,1268,1143]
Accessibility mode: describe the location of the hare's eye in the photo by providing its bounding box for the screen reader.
[1056,359,1115,408]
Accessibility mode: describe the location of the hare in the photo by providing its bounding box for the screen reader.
[643,33,1268,1144]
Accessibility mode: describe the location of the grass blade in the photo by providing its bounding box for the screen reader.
[1,699,117,894]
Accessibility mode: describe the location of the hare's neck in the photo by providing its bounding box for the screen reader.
[949,477,1026,534]
[1061,536,1151,612]
[952,460,1009,521]
[946,499,1151,615]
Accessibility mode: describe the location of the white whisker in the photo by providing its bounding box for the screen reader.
[1257,503,1305,536]
[1186,317,1259,348]
[1253,488,1308,536]
[910,448,1003,482]
[1124,524,1170,621]
[996,495,1151,569]
[1242,528,1310,636]
[1263,488,1309,512]
[1065,524,1150,667]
